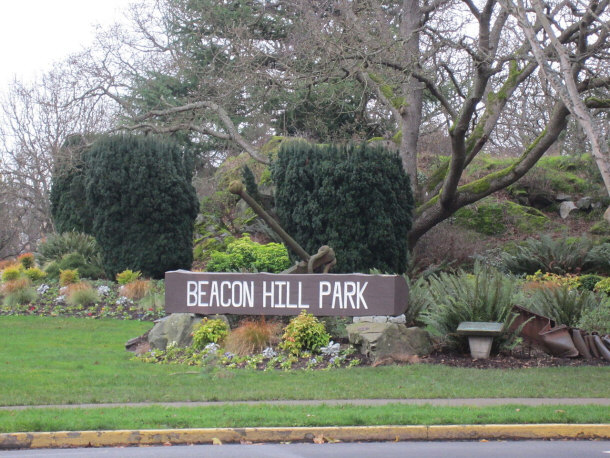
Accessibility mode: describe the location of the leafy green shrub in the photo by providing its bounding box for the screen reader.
[578,274,603,291]
[18,253,35,269]
[65,283,100,307]
[1,265,23,282]
[577,299,610,335]
[272,141,413,273]
[3,287,37,308]
[525,285,599,327]
[59,269,79,286]
[84,134,199,279]
[44,252,105,280]
[423,264,521,353]
[280,311,331,355]
[36,232,102,268]
[192,318,229,349]
[116,269,142,285]
[594,277,610,295]
[206,236,291,273]
[24,267,46,282]
[500,235,594,275]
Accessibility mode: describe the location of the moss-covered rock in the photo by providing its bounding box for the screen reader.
[454,198,549,236]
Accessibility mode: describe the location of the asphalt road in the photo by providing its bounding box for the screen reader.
[2,441,609,457]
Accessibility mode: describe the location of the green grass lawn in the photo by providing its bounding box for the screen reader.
[1,404,608,433]
[1,316,608,407]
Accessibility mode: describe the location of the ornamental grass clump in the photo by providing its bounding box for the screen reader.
[3,287,37,308]
[225,318,282,356]
[65,283,100,307]
[119,279,152,301]
[423,263,521,353]
[192,318,229,349]
[280,311,330,356]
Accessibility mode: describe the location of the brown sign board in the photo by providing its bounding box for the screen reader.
[165,271,409,317]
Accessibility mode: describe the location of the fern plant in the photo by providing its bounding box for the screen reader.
[423,263,521,353]
[525,285,599,327]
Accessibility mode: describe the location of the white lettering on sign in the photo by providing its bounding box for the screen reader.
[318,281,368,309]
[186,279,368,310]
[186,280,254,308]
[262,281,311,308]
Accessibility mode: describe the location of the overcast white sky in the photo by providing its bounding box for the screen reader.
[0,0,132,90]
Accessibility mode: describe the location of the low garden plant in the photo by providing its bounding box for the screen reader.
[192,318,230,349]
[279,311,331,356]
[206,236,291,273]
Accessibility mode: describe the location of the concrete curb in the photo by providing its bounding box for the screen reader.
[1,424,609,449]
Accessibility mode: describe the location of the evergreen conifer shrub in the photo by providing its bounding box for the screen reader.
[84,135,198,279]
[271,142,413,273]
[49,135,94,234]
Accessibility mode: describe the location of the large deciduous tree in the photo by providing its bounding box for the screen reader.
[75,0,610,248]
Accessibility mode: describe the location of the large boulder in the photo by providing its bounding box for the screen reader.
[148,313,203,350]
[346,322,433,362]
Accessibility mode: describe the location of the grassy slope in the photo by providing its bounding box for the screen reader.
[1,316,608,406]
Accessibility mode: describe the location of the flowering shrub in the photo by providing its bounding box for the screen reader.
[280,311,330,356]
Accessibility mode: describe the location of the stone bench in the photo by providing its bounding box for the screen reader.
[456,321,504,359]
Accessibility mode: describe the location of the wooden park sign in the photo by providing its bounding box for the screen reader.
[165,271,409,317]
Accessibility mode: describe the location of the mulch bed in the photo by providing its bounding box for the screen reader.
[420,347,610,369]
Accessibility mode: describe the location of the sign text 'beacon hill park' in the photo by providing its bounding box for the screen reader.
[165,271,409,317]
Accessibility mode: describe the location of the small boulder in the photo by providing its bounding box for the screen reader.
[347,323,433,362]
[576,197,592,211]
[559,201,578,219]
[148,313,203,350]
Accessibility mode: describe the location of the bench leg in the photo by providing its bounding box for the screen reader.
[468,336,493,359]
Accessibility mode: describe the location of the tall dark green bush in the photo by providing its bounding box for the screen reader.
[84,135,198,279]
[271,142,413,273]
[49,136,93,234]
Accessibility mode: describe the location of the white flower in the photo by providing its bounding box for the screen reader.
[37,284,50,294]
[321,341,341,357]
[55,295,65,303]
[115,296,133,306]
[262,347,277,358]
[204,342,220,353]
[97,285,111,296]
